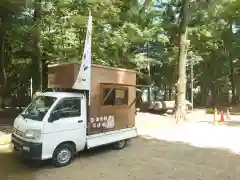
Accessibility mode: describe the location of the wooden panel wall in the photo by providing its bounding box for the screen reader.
[48,63,136,134]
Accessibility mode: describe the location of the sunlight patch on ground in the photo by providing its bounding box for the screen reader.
[135,112,175,130]
[0,144,13,153]
[138,122,240,154]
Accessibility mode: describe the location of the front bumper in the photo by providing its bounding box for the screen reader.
[11,133,42,160]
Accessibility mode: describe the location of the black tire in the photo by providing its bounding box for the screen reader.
[112,140,127,150]
[52,143,75,167]
[159,109,167,115]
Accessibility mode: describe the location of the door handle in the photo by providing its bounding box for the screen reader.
[78,120,83,123]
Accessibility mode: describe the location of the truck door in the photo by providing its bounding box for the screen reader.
[42,96,86,159]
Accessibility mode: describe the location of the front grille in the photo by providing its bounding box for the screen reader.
[12,127,25,137]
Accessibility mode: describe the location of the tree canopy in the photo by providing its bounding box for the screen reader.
[1,0,240,109]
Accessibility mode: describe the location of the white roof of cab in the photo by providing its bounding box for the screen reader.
[41,91,84,98]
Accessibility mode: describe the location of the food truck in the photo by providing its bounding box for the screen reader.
[11,12,138,167]
[11,63,138,167]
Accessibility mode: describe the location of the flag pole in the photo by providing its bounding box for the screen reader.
[88,9,92,106]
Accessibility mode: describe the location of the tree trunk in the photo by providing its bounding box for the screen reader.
[175,0,190,123]
[42,58,48,90]
[0,19,7,109]
[202,84,207,106]
[31,0,42,94]
[163,85,167,101]
[235,75,240,102]
[168,87,172,100]
[229,58,236,104]
[0,42,6,109]
[211,82,216,107]
[228,22,236,104]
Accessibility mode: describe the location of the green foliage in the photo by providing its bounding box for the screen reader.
[1,0,240,107]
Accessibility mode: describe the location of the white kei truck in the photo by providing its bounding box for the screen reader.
[11,63,138,167]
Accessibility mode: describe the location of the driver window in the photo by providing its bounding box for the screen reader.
[54,97,81,118]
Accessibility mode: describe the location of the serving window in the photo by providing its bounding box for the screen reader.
[102,86,128,106]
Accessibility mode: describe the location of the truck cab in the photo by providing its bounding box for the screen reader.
[12,91,88,166]
[12,90,137,167]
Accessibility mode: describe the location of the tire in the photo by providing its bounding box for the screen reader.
[52,143,75,167]
[112,140,127,150]
[159,109,167,115]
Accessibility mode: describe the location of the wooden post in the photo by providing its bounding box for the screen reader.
[213,108,217,125]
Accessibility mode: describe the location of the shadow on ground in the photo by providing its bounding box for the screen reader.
[217,121,240,127]
[0,137,240,180]
[197,120,240,127]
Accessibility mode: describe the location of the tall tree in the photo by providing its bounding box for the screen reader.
[175,0,190,123]
[0,16,7,106]
[0,0,26,108]
[31,0,42,93]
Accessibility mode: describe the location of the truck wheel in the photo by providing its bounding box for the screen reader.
[112,140,127,150]
[52,143,74,167]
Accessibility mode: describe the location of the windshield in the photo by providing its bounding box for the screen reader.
[22,96,57,121]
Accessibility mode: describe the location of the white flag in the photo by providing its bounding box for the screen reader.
[73,11,92,98]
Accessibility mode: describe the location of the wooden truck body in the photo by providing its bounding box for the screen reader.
[48,63,137,135]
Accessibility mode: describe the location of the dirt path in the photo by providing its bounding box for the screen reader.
[0,137,240,180]
[0,113,240,180]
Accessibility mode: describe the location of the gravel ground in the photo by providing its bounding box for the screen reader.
[0,112,240,180]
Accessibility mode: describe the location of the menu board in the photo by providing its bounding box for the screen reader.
[90,116,115,129]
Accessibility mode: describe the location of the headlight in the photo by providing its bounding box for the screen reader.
[25,129,41,140]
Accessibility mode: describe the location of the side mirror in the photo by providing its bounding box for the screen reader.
[49,110,61,122]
